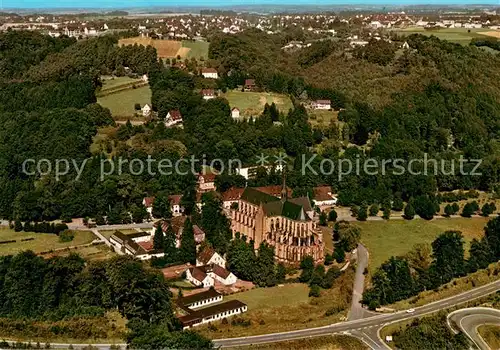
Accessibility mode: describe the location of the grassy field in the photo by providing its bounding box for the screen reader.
[391,27,491,45]
[356,217,491,270]
[0,228,96,256]
[97,85,151,117]
[478,325,500,349]
[232,335,368,350]
[182,40,210,59]
[222,90,293,117]
[47,244,116,261]
[198,269,354,338]
[100,76,143,92]
[309,109,339,128]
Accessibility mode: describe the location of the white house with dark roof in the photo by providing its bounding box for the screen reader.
[196,247,226,267]
[231,107,240,119]
[312,99,331,110]
[201,68,218,79]
[141,103,152,117]
[165,110,183,128]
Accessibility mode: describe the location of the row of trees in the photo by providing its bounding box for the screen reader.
[226,233,286,287]
[0,251,211,348]
[362,216,500,308]
[299,255,342,297]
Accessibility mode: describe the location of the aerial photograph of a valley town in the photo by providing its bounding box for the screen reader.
[1,0,500,349]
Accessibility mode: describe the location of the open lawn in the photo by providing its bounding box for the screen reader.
[356,217,491,270]
[0,228,96,256]
[222,90,293,117]
[47,244,117,261]
[100,76,143,92]
[182,40,209,59]
[478,325,500,349]
[97,85,151,117]
[118,37,182,58]
[198,269,354,338]
[391,27,490,45]
[309,109,339,127]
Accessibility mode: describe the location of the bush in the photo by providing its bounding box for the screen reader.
[309,284,321,297]
[369,204,379,216]
[58,230,75,243]
[328,209,337,222]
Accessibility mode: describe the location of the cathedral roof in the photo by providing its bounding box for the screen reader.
[241,187,279,206]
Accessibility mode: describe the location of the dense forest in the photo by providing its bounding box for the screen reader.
[1,28,500,223]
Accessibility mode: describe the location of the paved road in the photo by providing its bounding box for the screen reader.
[448,307,500,350]
[348,244,373,321]
[213,278,500,348]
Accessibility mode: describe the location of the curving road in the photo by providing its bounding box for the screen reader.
[448,307,500,350]
[213,279,500,348]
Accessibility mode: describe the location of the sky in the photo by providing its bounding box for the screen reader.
[4,0,500,9]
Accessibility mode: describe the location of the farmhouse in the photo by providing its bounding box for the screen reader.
[186,266,214,287]
[201,89,215,100]
[169,194,184,215]
[230,186,324,264]
[312,99,331,110]
[231,107,240,119]
[201,68,219,79]
[152,216,205,247]
[165,110,183,127]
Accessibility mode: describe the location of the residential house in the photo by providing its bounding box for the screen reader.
[244,79,256,91]
[197,173,216,193]
[201,89,215,100]
[186,266,215,287]
[165,110,183,128]
[196,246,226,267]
[143,196,155,218]
[109,231,164,260]
[312,186,338,207]
[231,107,240,119]
[169,194,184,215]
[201,68,218,79]
[141,104,152,117]
[312,99,331,110]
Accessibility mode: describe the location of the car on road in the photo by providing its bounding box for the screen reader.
[406,308,415,313]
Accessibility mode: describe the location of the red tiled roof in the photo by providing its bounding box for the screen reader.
[211,264,231,279]
[168,110,182,121]
[202,68,217,73]
[197,247,216,265]
[232,107,240,111]
[188,266,208,283]
[222,187,245,201]
[256,185,292,198]
[313,186,335,201]
[193,225,206,244]
[143,196,155,208]
[201,89,215,96]
[169,194,183,206]
[138,240,154,252]
[245,79,255,86]
[198,173,216,183]
[315,99,331,104]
